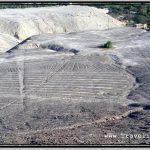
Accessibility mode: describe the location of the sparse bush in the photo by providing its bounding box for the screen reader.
[101,41,113,49]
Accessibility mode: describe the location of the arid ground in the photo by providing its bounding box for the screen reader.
[0,6,149,145]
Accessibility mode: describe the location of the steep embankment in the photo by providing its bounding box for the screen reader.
[0,33,20,53]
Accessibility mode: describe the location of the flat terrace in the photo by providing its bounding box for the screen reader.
[0,49,134,132]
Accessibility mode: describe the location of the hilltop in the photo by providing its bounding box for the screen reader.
[0,5,123,52]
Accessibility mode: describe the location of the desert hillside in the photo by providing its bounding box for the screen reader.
[0,33,20,53]
[0,5,149,145]
[0,5,123,52]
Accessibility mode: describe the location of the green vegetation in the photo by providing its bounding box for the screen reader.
[99,4,150,24]
[0,2,72,9]
[133,15,148,24]
[101,41,113,49]
[88,3,150,24]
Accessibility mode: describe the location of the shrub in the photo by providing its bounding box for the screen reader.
[133,15,147,24]
[102,41,113,48]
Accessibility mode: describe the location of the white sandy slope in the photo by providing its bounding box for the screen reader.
[0,33,20,53]
[0,5,124,41]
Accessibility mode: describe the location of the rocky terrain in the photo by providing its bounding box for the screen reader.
[0,6,149,145]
